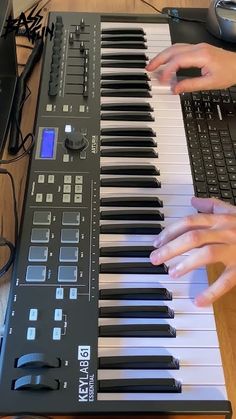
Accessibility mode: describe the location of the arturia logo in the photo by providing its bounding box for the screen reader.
[2,5,54,42]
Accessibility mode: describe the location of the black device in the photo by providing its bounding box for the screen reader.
[0,9,233,418]
[0,0,18,157]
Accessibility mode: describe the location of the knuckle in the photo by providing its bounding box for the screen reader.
[184,230,201,245]
[204,245,216,259]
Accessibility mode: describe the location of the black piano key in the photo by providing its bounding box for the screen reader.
[100,224,163,235]
[101,127,156,137]
[98,378,182,393]
[99,287,172,300]
[101,53,148,61]
[99,324,176,337]
[99,263,168,274]
[101,41,147,49]
[100,196,163,207]
[101,112,154,122]
[100,245,154,257]
[101,148,158,158]
[101,28,145,35]
[101,138,156,147]
[101,74,150,81]
[99,306,174,319]
[100,178,160,188]
[101,60,146,68]
[101,81,150,90]
[101,89,151,98]
[100,210,164,221]
[100,164,159,175]
[98,355,179,369]
[101,35,146,42]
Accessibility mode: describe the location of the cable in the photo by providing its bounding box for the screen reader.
[0,169,19,278]
[140,0,206,24]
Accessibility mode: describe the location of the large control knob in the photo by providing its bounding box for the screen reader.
[64,132,88,151]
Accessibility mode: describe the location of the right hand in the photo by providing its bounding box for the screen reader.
[146,43,236,94]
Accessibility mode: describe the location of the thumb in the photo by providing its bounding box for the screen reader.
[191,196,236,214]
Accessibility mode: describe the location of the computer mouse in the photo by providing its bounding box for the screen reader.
[206,0,236,42]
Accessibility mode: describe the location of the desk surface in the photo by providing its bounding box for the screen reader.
[1,1,236,418]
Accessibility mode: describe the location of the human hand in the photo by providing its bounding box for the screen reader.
[150,196,236,306]
[146,43,236,94]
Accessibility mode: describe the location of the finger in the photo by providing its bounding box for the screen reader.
[152,212,220,249]
[151,49,210,83]
[146,44,193,71]
[191,196,236,214]
[194,266,236,306]
[167,244,232,279]
[173,74,213,94]
[150,226,236,266]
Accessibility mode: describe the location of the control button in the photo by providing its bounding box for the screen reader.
[46,104,53,112]
[59,247,79,262]
[58,266,77,282]
[79,105,85,113]
[31,228,50,243]
[46,193,53,203]
[48,82,59,97]
[61,229,79,243]
[54,308,63,321]
[53,327,62,340]
[62,194,71,203]
[35,193,43,203]
[69,288,78,299]
[14,375,59,390]
[62,212,80,225]
[63,104,69,112]
[64,132,88,151]
[80,150,86,159]
[27,327,36,341]
[64,175,72,184]
[80,18,85,29]
[28,246,48,262]
[26,266,46,282]
[38,174,45,183]
[16,353,60,368]
[63,154,70,163]
[55,287,64,299]
[75,176,83,184]
[33,211,51,225]
[75,185,82,194]
[48,175,55,183]
[29,309,38,321]
[83,84,88,98]
[74,194,82,203]
[63,184,71,193]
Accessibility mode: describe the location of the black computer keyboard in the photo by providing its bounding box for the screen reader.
[180,86,236,205]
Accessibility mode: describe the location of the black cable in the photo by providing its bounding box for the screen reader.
[0,133,35,165]
[140,0,206,24]
[0,169,19,278]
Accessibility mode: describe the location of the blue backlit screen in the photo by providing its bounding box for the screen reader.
[40,128,55,158]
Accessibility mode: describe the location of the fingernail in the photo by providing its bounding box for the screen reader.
[153,237,161,247]
[169,264,182,278]
[150,251,160,264]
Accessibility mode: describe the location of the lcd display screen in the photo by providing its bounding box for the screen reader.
[40,128,55,158]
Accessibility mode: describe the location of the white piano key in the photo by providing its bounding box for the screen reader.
[99,270,209,284]
[100,152,190,165]
[100,218,180,227]
[97,386,227,401]
[99,299,213,314]
[101,119,184,128]
[99,314,216,330]
[101,22,171,34]
[98,366,225,385]
[98,347,223,366]
[99,330,219,348]
[101,95,182,105]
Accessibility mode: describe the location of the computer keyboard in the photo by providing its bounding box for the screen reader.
[181,86,236,205]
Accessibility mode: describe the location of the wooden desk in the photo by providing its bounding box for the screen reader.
[1,0,236,418]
